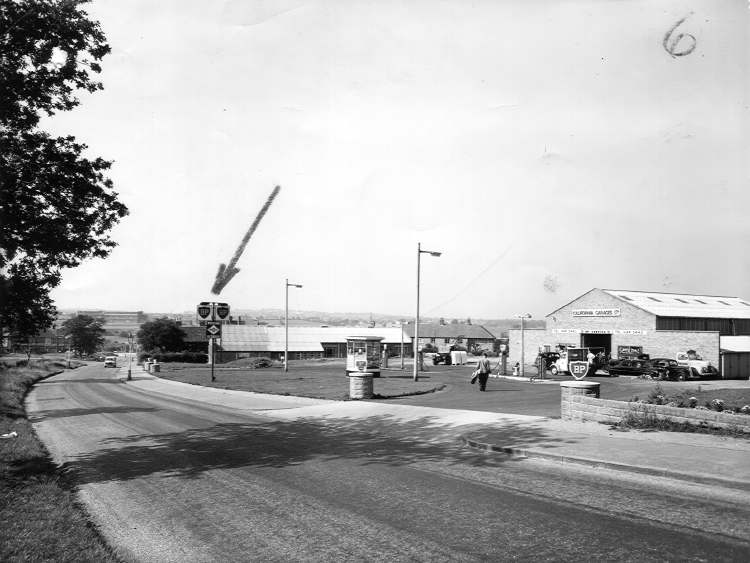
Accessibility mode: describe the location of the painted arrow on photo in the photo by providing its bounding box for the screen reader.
[211,185,281,295]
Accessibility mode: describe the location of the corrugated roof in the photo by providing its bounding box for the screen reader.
[402,323,495,339]
[602,289,750,319]
[218,325,405,352]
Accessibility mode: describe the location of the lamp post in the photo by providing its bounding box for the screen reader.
[127,332,133,381]
[400,320,405,370]
[516,313,532,377]
[285,278,303,373]
[414,242,442,382]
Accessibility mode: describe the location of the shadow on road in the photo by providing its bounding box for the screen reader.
[59,414,575,484]
[38,378,124,385]
[30,406,160,421]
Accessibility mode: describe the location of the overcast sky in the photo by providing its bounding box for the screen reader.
[47,0,749,319]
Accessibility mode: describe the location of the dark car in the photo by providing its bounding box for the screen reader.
[432,352,452,365]
[537,352,560,370]
[649,357,718,381]
[606,359,666,379]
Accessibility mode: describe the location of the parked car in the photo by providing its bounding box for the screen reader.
[432,352,452,365]
[675,352,719,379]
[606,359,666,379]
[649,356,718,381]
[538,352,560,370]
[104,355,117,368]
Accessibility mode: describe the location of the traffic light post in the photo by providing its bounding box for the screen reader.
[197,302,230,383]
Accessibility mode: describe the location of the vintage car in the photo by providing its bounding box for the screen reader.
[675,352,719,379]
[605,359,666,379]
[104,355,117,368]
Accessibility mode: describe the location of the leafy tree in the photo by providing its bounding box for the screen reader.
[137,318,186,353]
[0,0,128,341]
[62,314,104,356]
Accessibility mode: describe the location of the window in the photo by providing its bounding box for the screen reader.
[619,295,633,301]
[648,296,662,302]
[675,298,688,303]
[694,299,706,304]
[717,300,730,306]
[444,338,450,344]
[430,338,436,343]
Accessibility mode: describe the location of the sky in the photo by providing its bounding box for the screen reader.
[46,0,749,319]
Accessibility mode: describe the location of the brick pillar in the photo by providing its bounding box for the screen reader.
[348,372,374,399]
[560,381,600,421]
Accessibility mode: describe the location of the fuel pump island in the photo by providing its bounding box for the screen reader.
[345,336,383,377]
[345,335,384,400]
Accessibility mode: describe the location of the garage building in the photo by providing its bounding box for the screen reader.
[511,288,750,378]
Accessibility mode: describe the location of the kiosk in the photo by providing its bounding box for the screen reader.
[346,336,383,377]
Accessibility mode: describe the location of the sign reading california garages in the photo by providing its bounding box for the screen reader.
[572,308,621,317]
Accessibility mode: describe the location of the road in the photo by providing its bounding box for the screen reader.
[27,365,750,562]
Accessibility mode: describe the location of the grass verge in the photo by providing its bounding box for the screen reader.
[0,359,120,562]
[156,361,444,400]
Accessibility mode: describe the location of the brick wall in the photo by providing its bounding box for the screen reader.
[547,288,655,333]
[561,390,750,432]
[615,330,720,365]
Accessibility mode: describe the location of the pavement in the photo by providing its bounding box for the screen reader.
[121,368,750,492]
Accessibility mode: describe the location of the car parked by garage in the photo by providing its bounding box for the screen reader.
[605,358,666,379]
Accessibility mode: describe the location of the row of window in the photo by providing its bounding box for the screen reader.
[656,317,750,336]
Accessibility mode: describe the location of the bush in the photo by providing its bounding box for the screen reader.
[138,351,207,363]
[225,357,275,369]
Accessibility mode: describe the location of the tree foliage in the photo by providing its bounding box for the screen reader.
[137,318,186,353]
[0,0,128,339]
[62,314,104,356]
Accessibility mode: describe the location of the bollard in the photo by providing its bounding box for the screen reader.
[348,371,374,399]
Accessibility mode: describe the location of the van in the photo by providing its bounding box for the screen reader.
[104,356,117,368]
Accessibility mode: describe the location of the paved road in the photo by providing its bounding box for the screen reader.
[27,365,750,562]
[378,368,633,417]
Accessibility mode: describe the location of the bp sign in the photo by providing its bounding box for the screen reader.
[197,302,213,320]
[215,303,230,320]
[569,361,589,380]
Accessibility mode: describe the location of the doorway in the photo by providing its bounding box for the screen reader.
[580,333,611,356]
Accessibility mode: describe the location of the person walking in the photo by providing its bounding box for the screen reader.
[476,351,492,391]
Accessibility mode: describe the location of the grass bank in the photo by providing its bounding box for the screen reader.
[0,359,120,562]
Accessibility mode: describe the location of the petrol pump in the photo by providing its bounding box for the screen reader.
[346,336,384,377]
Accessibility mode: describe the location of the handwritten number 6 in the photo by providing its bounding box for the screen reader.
[663,13,697,58]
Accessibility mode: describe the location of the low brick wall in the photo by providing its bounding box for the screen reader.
[562,391,750,432]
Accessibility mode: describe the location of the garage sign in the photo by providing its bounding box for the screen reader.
[572,308,621,317]
[569,361,589,380]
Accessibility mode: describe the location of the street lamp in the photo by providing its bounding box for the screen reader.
[414,242,442,382]
[127,332,133,381]
[285,278,303,373]
[516,313,532,377]
[400,320,405,370]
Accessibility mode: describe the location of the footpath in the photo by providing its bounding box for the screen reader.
[121,370,750,492]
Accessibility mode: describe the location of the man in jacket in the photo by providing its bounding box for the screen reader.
[476,351,492,391]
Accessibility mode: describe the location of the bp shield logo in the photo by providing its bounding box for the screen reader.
[569,361,589,380]
[215,304,230,320]
[197,303,212,320]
